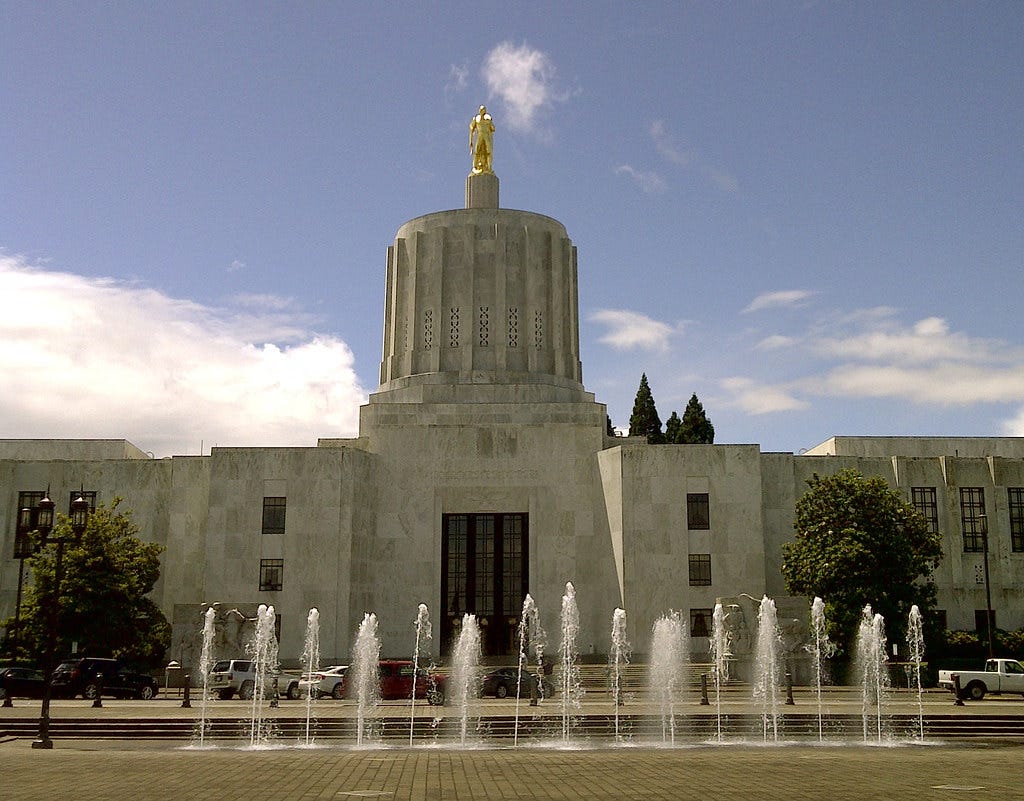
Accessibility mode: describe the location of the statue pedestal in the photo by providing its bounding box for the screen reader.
[466,172,499,209]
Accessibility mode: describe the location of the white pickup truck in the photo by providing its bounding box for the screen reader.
[937,658,1024,700]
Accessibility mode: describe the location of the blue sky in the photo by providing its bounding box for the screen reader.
[2,2,1022,457]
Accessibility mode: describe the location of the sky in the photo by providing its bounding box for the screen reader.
[2,2,1022,457]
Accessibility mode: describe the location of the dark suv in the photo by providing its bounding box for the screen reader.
[50,658,158,700]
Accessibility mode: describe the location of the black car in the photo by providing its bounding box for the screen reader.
[0,666,46,699]
[50,658,158,700]
[480,666,554,699]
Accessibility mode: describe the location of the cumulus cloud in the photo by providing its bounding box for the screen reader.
[615,164,667,194]
[590,309,676,351]
[720,377,808,414]
[743,289,816,313]
[0,255,367,457]
[483,42,562,133]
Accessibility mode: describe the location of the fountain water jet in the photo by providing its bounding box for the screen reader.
[451,613,481,745]
[649,611,685,744]
[559,582,583,743]
[300,608,320,746]
[809,597,835,742]
[410,604,431,747]
[753,596,781,742]
[351,613,381,747]
[514,594,547,745]
[854,605,889,743]
[610,608,629,740]
[196,606,217,746]
[247,604,278,746]
[710,603,729,741]
[907,605,925,740]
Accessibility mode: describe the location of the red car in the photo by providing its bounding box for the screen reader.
[342,660,447,704]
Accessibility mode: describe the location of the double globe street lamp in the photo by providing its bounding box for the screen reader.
[29,488,91,750]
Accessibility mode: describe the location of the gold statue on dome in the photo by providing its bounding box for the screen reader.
[469,105,495,174]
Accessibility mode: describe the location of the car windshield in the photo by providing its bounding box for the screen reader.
[211,661,231,672]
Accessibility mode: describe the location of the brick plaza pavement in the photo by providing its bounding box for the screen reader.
[2,737,1023,801]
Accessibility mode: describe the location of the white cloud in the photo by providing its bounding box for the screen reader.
[614,164,667,194]
[0,255,367,457]
[649,120,738,193]
[447,62,469,94]
[743,290,815,313]
[720,377,808,414]
[650,120,691,167]
[483,42,561,133]
[813,363,1024,405]
[228,259,245,272]
[590,309,676,351]
[756,334,796,351]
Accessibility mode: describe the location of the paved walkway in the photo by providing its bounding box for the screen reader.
[1,736,1022,801]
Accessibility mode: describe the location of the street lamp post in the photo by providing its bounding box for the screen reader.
[31,489,90,750]
[978,513,995,660]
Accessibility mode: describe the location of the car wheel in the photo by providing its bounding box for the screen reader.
[0,686,7,700]
[238,680,255,701]
[966,681,986,701]
[218,689,234,700]
[139,685,155,700]
[495,683,508,699]
[83,682,100,700]
[427,689,445,706]
[331,682,345,700]
[287,682,301,700]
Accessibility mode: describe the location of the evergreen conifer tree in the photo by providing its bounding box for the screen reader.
[664,411,682,444]
[679,393,715,444]
[628,373,664,443]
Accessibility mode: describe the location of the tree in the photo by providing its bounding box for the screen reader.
[4,499,171,668]
[678,393,715,444]
[628,373,663,443]
[606,414,616,437]
[781,469,943,657]
[664,411,682,444]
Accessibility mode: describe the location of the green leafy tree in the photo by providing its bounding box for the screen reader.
[664,411,682,444]
[781,469,943,656]
[628,373,664,443]
[4,499,171,668]
[678,393,715,444]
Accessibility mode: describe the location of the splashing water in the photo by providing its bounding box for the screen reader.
[649,611,686,744]
[515,594,547,745]
[559,582,583,743]
[710,603,729,741]
[907,605,925,740]
[301,608,320,746]
[854,605,889,743]
[809,597,836,742]
[451,613,481,745]
[247,604,278,746]
[410,604,431,747]
[351,613,381,747]
[196,606,217,746]
[753,596,781,742]
[610,608,629,740]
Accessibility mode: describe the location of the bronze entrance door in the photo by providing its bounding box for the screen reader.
[441,513,528,656]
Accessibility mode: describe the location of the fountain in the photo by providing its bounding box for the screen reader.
[649,611,686,744]
[410,604,431,747]
[450,612,481,745]
[710,603,729,741]
[559,582,583,743]
[809,597,835,741]
[854,605,889,743]
[907,605,925,740]
[247,604,278,747]
[753,596,781,742]
[195,606,217,746]
[514,594,547,745]
[300,608,320,746]
[351,612,381,747]
[609,608,629,740]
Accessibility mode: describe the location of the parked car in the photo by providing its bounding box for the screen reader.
[480,666,554,699]
[49,658,158,700]
[937,658,1024,700]
[208,659,284,700]
[0,666,46,699]
[285,665,349,700]
[333,660,447,704]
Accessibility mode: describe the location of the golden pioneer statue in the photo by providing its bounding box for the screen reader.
[469,105,495,174]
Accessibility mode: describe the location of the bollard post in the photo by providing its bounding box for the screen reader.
[2,673,13,707]
[269,676,280,708]
[181,673,192,708]
[92,673,103,708]
[699,673,710,705]
[952,673,965,706]
[785,671,795,705]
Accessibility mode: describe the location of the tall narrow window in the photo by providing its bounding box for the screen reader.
[690,608,713,637]
[262,497,286,536]
[1008,488,1024,553]
[688,554,712,586]
[687,493,710,530]
[911,487,939,535]
[960,487,986,552]
[259,559,284,591]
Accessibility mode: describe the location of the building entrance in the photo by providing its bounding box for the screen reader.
[441,513,528,656]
